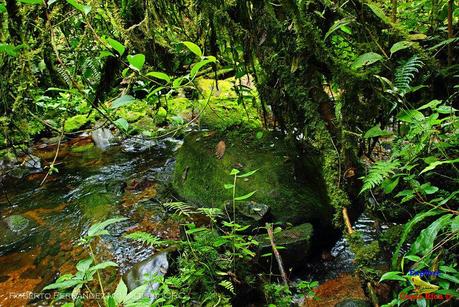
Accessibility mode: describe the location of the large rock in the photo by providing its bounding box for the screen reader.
[172,130,333,225]
[0,215,37,255]
[123,252,169,301]
[257,223,314,269]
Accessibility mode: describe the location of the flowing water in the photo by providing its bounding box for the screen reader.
[0,135,181,306]
[0,134,384,306]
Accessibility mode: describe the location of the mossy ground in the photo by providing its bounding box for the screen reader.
[173,130,333,225]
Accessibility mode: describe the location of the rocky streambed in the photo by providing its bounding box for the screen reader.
[0,128,386,306]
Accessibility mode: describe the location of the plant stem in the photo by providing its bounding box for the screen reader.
[88,242,106,300]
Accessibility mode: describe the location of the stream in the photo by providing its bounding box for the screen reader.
[0,132,385,306]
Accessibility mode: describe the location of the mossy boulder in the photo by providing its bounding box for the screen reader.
[172,130,333,225]
[0,215,38,255]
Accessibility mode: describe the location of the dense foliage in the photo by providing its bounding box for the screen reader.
[1,0,458,306]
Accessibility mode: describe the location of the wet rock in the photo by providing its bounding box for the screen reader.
[91,128,114,150]
[121,137,163,153]
[0,215,37,255]
[258,223,313,269]
[224,201,270,228]
[23,155,41,170]
[123,252,169,301]
[173,131,333,225]
[303,274,369,307]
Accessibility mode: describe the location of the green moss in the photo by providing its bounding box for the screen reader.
[348,232,381,266]
[196,78,237,99]
[173,130,333,225]
[64,115,90,132]
[70,143,95,153]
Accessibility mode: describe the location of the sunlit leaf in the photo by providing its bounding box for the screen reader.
[127,54,146,71]
[234,191,256,201]
[110,95,135,109]
[324,17,354,40]
[106,38,125,56]
[390,41,414,56]
[146,71,171,83]
[182,41,202,57]
[351,52,383,69]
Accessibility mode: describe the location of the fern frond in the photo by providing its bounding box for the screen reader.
[82,58,101,86]
[394,55,424,95]
[124,231,165,247]
[163,202,196,217]
[56,65,71,87]
[218,280,235,294]
[361,160,400,193]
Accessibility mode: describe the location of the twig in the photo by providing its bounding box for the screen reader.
[40,126,64,186]
[265,223,289,286]
[342,207,354,234]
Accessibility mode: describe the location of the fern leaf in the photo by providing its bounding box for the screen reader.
[361,160,400,193]
[218,280,235,294]
[394,55,424,95]
[163,202,196,217]
[124,231,164,247]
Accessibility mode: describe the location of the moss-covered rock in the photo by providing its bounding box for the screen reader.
[64,114,90,132]
[172,130,333,225]
[258,223,314,269]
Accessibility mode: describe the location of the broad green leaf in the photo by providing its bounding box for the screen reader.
[172,77,184,88]
[428,38,459,51]
[417,100,442,111]
[115,118,129,131]
[224,184,234,189]
[439,273,459,285]
[146,71,171,83]
[87,217,128,237]
[364,124,392,138]
[379,271,406,282]
[419,183,438,195]
[390,41,414,55]
[237,169,259,178]
[100,50,114,58]
[113,279,128,303]
[106,38,125,56]
[182,41,202,57]
[397,109,425,123]
[366,2,390,23]
[420,158,459,174]
[391,210,442,269]
[43,279,83,290]
[383,177,399,194]
[409,214,452,256]
[124,284,148,304]
[440,266,458,274]
[351,52,383,69]
[0,4,6,13]
[90,261,118,272]
[234,191,256,201]
[127,54,145,71]
[66,0,91,15]
[324,17,354,40]
[62,303,75,307]
[230,169,240,175]
[185,227,207,234]
[190,59,214,78]
[111,95,135,109]
[76,257,93,272]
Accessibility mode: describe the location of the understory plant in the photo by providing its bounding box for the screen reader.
[361,100,459,306]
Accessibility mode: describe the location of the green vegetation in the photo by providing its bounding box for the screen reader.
[0,0,457,306]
